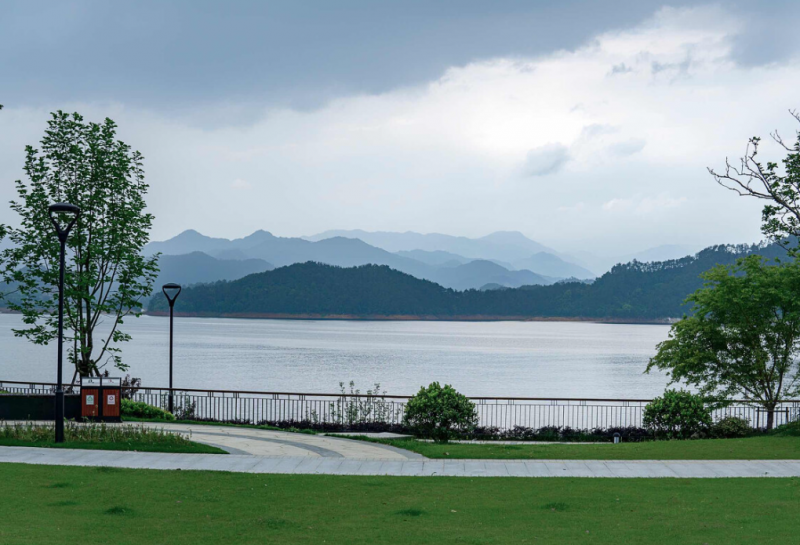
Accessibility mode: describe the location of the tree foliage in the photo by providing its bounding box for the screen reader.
[0,111,159,377]
[647,256,800,429]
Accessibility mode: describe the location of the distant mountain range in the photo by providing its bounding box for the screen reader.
[154,252,273,290]
[144,229,570,291]
[146,242,787,321]
[141,228,728,300]
[304,229,559,261]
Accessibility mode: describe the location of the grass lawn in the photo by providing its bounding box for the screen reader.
[0,422,226,454]
[0,438,225,454]
[343,435,800,460]
[0,463,797,544]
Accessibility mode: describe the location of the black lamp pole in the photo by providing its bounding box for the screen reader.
[48,203,80,443]
[162,283,181,413]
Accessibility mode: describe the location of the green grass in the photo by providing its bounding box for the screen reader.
[0,438,225,453]
[0,421,226,454]
[343,435,800,460]
[0,463,798,544]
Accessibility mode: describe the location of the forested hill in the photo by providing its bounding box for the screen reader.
[145,242,787,321]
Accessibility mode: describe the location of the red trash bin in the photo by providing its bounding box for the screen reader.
[80,376,121,422]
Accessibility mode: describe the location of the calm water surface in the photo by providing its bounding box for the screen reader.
[0,314,671,398]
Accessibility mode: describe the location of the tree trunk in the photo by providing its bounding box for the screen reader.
[765,403,777,431]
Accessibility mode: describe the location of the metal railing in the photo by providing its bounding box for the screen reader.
[2,379,799,431]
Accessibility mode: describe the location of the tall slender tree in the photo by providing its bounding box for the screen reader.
[0,111,159,378]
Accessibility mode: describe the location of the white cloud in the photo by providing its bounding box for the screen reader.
[0,5,794,255]
[523,143,570,176]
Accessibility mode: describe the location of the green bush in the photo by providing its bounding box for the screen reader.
[403,382,478,442]
[710,416,752,438]
[643,390,712,439]
[121,399,175,421]
[0,421,189,445]
[770,419,800,437]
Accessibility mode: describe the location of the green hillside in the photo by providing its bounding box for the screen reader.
[146,243,787,320]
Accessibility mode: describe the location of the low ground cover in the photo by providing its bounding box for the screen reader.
[122,416,317,435]
[345,435,800,460]
[0,421,225,454]
[0,463,798,544]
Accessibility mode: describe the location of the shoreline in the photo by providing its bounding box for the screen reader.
[143,310,676,325]
[2,307,677,325]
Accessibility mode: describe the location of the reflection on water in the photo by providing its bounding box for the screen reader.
[0,313,671,398]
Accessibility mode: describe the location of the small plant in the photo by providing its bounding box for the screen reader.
[319,381,403,430]
[710,416,752,438]
[403,382,478,443]
[120,375,142,400]
[173,399,197,420]
[643,390,712,439]
[0,421,192,446]
[121,399,175,421]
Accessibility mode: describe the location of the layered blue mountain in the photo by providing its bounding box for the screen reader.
[303,229,579,266]
[512,252,595,280]
[154,252,273,291]
[144,230,554,291]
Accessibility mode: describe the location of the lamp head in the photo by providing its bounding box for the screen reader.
[48,202,81,238]
[162,283,182,306]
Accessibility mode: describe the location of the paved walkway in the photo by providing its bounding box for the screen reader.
[4,421,421,460]
[140,423,422,460]
[2,446,799,477]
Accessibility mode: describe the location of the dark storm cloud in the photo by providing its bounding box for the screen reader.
[2,0,705,118]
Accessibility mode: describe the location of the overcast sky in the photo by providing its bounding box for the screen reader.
[2,1,800,255]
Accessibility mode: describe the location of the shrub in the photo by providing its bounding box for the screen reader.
[770,419,800,437]
[403,382,478,442]
[643,389,712,439]
[0,421,189,445]
[710,416,752,438]
[121,399,175,421]
[469,425,650,442]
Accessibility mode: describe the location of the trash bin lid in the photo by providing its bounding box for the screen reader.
[81,376,102,387]
[102,377,122,387]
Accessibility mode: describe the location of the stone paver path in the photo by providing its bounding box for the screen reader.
[1,446,799,478]
[144,423,424,460]
[6,421,422,460]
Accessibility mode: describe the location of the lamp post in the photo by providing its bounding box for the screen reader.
[162,283,181,413]
[48,203,80,443]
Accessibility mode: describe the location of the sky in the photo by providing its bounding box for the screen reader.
[2,1,800,256]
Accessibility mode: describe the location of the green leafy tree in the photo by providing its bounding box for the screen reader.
[710,110,800,247]
[647,256,800,429]
[0,111,159,378]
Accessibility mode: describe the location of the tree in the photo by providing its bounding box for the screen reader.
[647,255,800,429]
[709,110,800,248]
[0,111,159,378]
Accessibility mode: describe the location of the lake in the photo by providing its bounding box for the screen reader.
[0,313,672,398]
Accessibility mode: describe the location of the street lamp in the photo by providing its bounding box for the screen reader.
[48,202,80,443]
[162,283,181,413]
